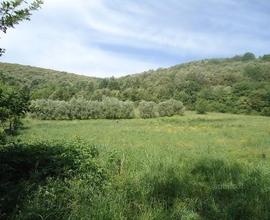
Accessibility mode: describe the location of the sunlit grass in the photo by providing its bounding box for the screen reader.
[20,111,270,165]
[5,112,270,219]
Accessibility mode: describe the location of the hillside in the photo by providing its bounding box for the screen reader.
[1,54,270,116]
[0,62,101,100]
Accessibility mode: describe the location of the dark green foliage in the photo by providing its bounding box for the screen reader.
[5,144,270,220]
[195,99,208,114]
[242,52,256,61]
[0,140,112,219]
[262,54,270,61]
[0,83,30,139]
[88,157,270,219]
[262,107,270,116]
[230,52,256,61]
[244,64,270,81]
[0,0,43,55]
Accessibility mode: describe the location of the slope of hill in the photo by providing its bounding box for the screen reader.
[0,62,101,100]
[1,54,270,115]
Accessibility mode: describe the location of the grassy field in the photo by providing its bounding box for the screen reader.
[3,112,270,219]
[20,111,270,164]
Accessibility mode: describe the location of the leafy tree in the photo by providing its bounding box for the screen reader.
[102,97,134,119]
[171,99,185,115]
[30,97,136,120]
[242,52,256,61]
[0,0,42,140]
[158,99,185,117]
[138,101,157,118]
[231,52,256,61]
[262,54,270,61]
[244,65,268,81]
[158,101,174,117]
[0,84,30,136]
[0,0,43,55]
[262,107,270,116]
[195,99,208,114]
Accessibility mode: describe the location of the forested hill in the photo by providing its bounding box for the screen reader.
[1,53,270,116]
[0,62,101,100]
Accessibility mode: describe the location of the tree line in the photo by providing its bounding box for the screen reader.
[1,52,270,117]
[29,98,185,120]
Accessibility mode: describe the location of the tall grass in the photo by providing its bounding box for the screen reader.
[2,112,270,219]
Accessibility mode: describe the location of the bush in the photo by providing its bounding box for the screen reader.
[138,101,158,118]
[262,107,270,116]
[262,54,270,61]
[158,99,185,117]
[0,84,30,136]
[195,99,208,114]
[30,97,135,120]
[231,52,256,62]
[242,52,256,61]
[101,97,134,119]
[30,98,185,120]
[0,140,113,219]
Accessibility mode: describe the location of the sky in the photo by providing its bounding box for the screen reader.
[1,0,270,78]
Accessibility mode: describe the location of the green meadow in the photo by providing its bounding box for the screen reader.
[2,112,270,219]
[20,112,270,163]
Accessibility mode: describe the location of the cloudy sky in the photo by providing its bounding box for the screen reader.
[1,0,270,77]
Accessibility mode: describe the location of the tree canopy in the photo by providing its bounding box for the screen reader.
[0,0,43,55]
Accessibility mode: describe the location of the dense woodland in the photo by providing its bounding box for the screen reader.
[1,53,270,118]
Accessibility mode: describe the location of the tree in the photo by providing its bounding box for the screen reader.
[195,99,207,114]
[0,0,42,140]
[262,54,270,61]
[0,0,43,55]
[158,99,185,117]
[158,100,174,117]
[0,84,30,136]
[138,101,158,118]
[231,52,256,62]
[242,52,256,61]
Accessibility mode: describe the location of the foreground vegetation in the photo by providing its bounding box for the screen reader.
[1,112,269,219]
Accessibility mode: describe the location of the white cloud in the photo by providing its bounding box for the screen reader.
[0,0,270,77]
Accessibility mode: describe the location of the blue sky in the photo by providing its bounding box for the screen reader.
[1,0,270,77]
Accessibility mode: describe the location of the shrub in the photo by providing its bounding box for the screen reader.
[171,99,185,115]
[0,140,113,219]
[242,52,256,61]
[138,101,158,118]
[102,97,134,119]
[158,99,185,117]
[0,84,30,136]
[262,54,270,61]
[158,101,174,117]
[30,97,135,120]
[195,99,208,114]
[262,107,270,116]
[30,98,185,120]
